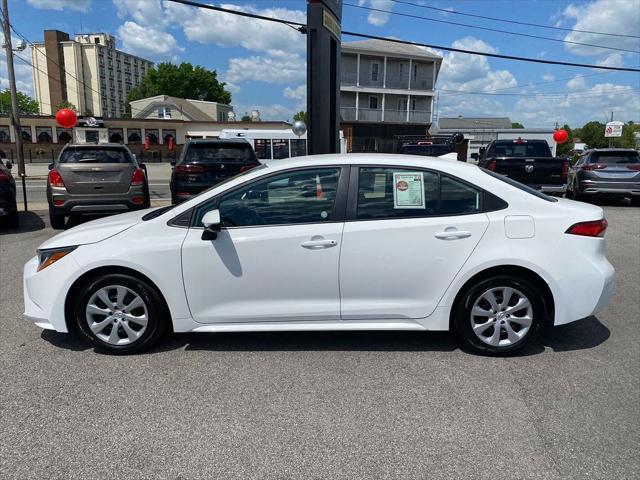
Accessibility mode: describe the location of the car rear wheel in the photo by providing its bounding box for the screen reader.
[4,211,19,228]
[49,207,65,229]
[74,273,168,354]
[453,276,546,355]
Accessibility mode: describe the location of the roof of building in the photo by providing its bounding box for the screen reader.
[438,117,513,130]
[342,39,442,61]
[129,95,231,121]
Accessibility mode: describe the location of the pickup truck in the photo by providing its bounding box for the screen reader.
[476,138,568,194]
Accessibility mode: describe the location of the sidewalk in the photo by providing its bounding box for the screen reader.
[16,162,173,181]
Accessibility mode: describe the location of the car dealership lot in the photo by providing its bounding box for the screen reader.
[1,204,638,479]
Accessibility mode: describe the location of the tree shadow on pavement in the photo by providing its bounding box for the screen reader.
[0,211,45,234]
[40,316,610,356]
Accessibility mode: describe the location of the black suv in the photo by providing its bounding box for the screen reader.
[170,139,260,204]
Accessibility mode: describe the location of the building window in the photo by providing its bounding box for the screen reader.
[162,129,176,145]
[411,98,417,111]
[127,128,142,144]
[0,126,10,142]
[108,128,124,143]
[413,64,418,81]
[254,139,272,159]
[371,62,379,82]
[36,127,53,143]
[398,98,407,110]
[57,128,72,143]
[369,96,379,109]
[94,37,100,44]
[145,129,159,144]
[21,127,32,143]
[399,63,406,76]
[158,107,172,119]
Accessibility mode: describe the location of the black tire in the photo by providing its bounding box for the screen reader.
[73,273,169,354]
[631,196,640,206]
[5,211,19,228]
[49,207,66,229]
[453,275,547,355]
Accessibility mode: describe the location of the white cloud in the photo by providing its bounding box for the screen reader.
[562,0,640,57]
[165,2,306,57]
[233,103,295,122]
[283,85,306,100]
[566,75,586,91]
[0,45,35,97]
[114,0,167,26]
[596,52,624,68]
[360,0,395,27]
[26,0,90,10]
[117,21,183,59]
[225,54,305,85]
[541,74,555,82]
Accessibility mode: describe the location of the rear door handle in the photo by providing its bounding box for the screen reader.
[435,230,472,240]
[301,239,338,249]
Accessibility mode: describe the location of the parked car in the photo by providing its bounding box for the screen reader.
[170,139,260,204]
[476,138,568,194]
[24,154,614,355]
[566,148,640,204]
[0,155,18,228]
[47,144,150,229]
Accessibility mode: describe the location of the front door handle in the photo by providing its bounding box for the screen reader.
[435,230,472,240]
[301,239,338,249]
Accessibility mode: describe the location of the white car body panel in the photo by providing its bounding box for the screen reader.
[23,154,615,339]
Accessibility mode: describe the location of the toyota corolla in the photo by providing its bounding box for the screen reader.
[23,154,614,355]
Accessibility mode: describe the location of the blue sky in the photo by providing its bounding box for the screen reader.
[3,0,639,127]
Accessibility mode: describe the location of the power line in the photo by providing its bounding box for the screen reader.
[438,87,638,98]
[344,2,640,54]
[388,0,640,39]
[166,0,640,72]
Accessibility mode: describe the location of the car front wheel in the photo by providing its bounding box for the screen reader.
[74,273,168,354]
[453,276,546,355]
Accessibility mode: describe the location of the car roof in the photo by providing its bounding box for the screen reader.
[63,143,130,149]
[186,139,250,145]
[589,148,639,153]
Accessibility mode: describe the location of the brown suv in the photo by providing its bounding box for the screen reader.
[47,144,150,229]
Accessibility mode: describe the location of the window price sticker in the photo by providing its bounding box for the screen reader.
[393,172,425,209]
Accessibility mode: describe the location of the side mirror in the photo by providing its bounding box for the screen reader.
[201,209,221,240]
[5,160,12,170]
[479,147,486,156]
[132,154,137,162]
[48,163,54,170]
[470,153,479,160]
[170,159,176,166]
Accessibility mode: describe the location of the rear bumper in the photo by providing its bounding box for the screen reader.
[578,179,640,196]
[0,189,17,215]
[539,184,566,194]
[49,186,146,214]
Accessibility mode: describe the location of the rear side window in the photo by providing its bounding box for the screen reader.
[356,167,482,219]
[183,143,256,164]
[486,141,551,157]
[59,148,131,164]
[590,152,639,164]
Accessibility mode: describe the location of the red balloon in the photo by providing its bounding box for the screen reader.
[55,108,77,129]
[167,135,175,151]
[553,129,569,144]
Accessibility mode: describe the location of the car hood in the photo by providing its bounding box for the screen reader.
[39,209,151,250]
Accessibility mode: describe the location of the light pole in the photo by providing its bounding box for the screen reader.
[1,0,27,211]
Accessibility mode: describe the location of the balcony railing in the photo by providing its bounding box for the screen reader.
[341,71,358,86]
[408,110,431,123]
[358,108,382,122]
[339,108,432,123]
[340,70,435,91]
[341,107,357,121]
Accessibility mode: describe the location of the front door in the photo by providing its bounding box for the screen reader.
[181,167,347,324]
[339,167,489,320]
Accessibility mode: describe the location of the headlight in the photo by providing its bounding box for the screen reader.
[37,246,77,272]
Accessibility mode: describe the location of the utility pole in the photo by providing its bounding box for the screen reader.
[2,0,27,211]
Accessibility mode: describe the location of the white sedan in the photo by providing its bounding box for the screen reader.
[23,154,614,355]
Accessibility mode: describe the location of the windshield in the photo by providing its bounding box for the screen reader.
[482,168,557,202]
[59,148,132,164]
[184,143,256,163]
[590,152,639,164]
[486,141,551,158]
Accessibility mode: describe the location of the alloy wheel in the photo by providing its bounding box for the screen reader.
[85,285,149,345]
[469,287,533,347]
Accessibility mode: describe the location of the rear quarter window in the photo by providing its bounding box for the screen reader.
[590,152,639,164]
[482,169,557,202]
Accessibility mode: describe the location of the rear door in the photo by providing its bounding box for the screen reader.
[339,166,489,320]
[57,147,135,194]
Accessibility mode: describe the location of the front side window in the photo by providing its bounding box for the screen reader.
[217,168,341,227]
[357,167,482,219]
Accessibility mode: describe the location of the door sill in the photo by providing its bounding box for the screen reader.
[189,319,426,333]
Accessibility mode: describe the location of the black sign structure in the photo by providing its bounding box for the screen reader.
[306,1,342,154]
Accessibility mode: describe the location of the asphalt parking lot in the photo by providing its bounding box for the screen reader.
[1,202,638,479]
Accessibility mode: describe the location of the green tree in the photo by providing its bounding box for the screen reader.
[125,62,231,116]
[0,89,39,115]
[511,122,524,129]
[579,121,607,149]
[293,111,309,124]
[240,114,252,122]
[620,121,640,149]
[55,100,77,112]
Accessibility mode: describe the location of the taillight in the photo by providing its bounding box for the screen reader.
[175,164,205,174]
[0,170,10,184]
[562,159,569,181]
[565,219,608,237]
[48,169,65,188]
[626,164,640,171]
[582,163,607,171]
[487,159,497,171]
[131,168,145,186]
